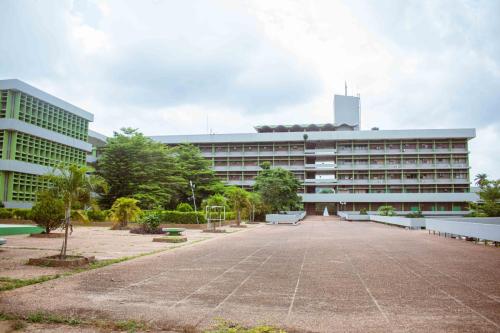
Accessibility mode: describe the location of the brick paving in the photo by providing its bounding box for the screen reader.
[1,216,499,332]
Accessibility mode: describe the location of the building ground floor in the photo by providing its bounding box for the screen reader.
[305,201,469,215]
[300,192,477,216]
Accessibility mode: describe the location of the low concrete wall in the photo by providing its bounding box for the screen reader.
[369,215,426,229]
[338,212,370,221]
[338,210,469,217]
[437,217,500,225]
[426,218,500,242]
[266,211,306,224]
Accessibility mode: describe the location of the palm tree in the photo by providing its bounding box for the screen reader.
[474,173,488,188]
[224,187,250,226]
[44,164,107,258]
[110,197,142,229]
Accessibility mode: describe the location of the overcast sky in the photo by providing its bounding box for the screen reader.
[1,0,499,178]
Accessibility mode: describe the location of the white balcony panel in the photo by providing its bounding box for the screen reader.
[369,164,385,170]
[225,180,255,186]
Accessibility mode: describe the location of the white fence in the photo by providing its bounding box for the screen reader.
[266,211,306,225]
[426,219,500,242]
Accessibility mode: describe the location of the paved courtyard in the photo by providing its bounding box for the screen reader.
[1,216,499,332]
[0,226,232,280]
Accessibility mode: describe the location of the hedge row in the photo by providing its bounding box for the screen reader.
[0,207,237,224]
[0,208,32,220]
[159,211,207,224]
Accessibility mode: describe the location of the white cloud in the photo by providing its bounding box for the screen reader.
[0,0,499,178]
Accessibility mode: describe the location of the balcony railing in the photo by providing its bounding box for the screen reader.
[305,148,336,155]
[305,163,337,169]
[304,178,338,184]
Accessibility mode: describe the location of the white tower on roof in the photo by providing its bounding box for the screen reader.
[334,83,360,130]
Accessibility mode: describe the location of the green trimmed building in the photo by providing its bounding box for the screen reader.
[0,79,93,208]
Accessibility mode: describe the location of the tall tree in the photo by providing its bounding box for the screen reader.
[224,186,250,226]
[96,128,184,209]
[470,176,500,217]
[254,163,301,213]
[44,164,107,258]
[172,143,221,205]
[246,192,267,222]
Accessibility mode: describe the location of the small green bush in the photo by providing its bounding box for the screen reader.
[139,210,162,232]
[110,197,142,229]
[31,191,65,233]
[377,205,396,216]
[359,208,368,215]
[0,208,14,219]
[176,203,194,212]
[405,209,423,218]
[86,209,109,222]
[160,211,206,224]
[12,208,32,220]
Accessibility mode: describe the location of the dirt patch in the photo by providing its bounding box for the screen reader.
[28,255,95,267]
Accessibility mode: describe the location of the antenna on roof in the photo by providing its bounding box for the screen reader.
[345,81,347,96]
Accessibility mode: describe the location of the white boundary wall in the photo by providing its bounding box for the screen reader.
[266,211,306,225]
[368,215,426,229]
[426,219,500,242]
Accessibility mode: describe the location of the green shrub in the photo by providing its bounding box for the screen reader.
[377,205,396,216]
[176,203,193,212]
[359,208,368,215]
[160,211,206,224]
[86,209,109,222]
[110,197,142,229]
[0,208,14,219]
[139,210,162,232]
[12,208,32,220]
[31,191,65,234]
[405,209,423,218]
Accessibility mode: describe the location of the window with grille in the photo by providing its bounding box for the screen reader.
[17,92,89,141]
[14,132,86,167]
[11,172,51,202]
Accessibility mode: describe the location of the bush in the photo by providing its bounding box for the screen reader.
[12,208,32,220]
[160,211,206,224]
[86,209,109,222]
[405,209,423,218]
[359,208,368,215]
[176,203,193,212]
[377,205,396,216]
[110,197,142,229]
[31,191,65,234]
[0,208,14,219]
[138,210,163,233]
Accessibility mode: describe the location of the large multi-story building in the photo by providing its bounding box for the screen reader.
[0,79,93,208]
[152,94,477,215]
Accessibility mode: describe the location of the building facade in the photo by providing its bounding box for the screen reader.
[0,79,93,208]
[152,95,476,215]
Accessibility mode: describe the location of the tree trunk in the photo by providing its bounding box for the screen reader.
[237,210,241,226]
[60,205,71,259]
[45,226,50,234]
